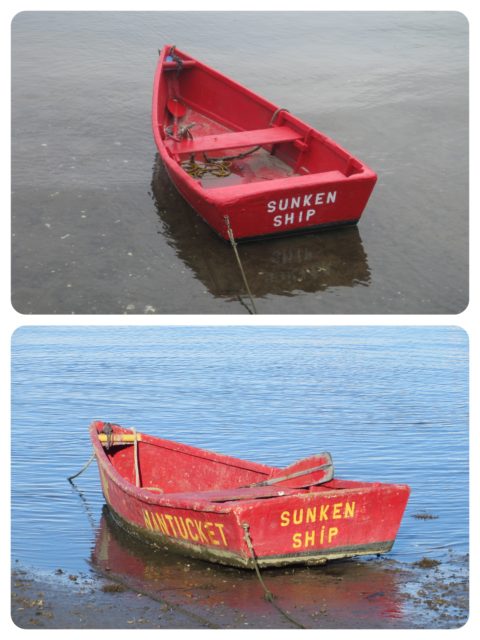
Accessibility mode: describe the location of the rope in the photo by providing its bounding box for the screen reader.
[181,144,261,179]
[67,451,96,482]
[269,107,290,127]
[242,523,306,629]
[168,45,184,77]
[165,122,196,142]
[181,156,232,178]
[224,215,257,314]
[204,145,261,163]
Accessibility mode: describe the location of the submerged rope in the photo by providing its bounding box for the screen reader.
[224,215,257,315]
[242,523,306,629]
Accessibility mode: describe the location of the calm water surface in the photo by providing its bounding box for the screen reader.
[11,326,468,577]
[11,12,468,313]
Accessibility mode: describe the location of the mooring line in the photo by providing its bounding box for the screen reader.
[241,523,306,629]
[68,477,97,532]
[224,215,257,314]
[67,450,96,482]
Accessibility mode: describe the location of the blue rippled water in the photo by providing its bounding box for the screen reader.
[11,326,468,572]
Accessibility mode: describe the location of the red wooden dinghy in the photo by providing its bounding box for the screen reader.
[90,421,409,569]
[152,46,377,241]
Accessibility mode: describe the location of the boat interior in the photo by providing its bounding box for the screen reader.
[158,51,364,189]
[97,427,362,502]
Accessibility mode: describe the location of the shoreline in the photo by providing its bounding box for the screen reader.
[11,553,469,630]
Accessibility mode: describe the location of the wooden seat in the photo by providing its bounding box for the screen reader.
[168,125,303,155]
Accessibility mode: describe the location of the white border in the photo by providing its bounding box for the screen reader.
[2,2,477,638]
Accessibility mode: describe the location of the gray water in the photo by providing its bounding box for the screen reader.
[11,11,468,314]
[11,326,468,574]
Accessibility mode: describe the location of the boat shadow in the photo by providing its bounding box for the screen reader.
[91,506,407,628]
[150,155,371,300]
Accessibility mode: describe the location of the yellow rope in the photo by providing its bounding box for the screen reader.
[181,157,232,178]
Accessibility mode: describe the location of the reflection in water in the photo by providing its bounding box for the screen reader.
[150,155,371,299]
[92,507,405,628]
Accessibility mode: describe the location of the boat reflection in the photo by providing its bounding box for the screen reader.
[92,507,406,628]
[150,155,371,299]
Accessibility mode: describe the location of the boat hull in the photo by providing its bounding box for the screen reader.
[90,421,410,569]
[106,504,395,569]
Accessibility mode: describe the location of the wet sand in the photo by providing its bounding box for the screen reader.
[11,553,468,630]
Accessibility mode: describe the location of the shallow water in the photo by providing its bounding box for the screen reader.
[11,326,468,576]
[11,11,468,313]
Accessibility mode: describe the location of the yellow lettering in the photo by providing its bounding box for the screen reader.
[344,501,356,518]
[204,522,220,545]
[194,520,209,544]
[328,526,339,543]
[143,510,153,531]
[154,512,169,535]
[280,511,291,527]
[292,533,302,549]
[143,511,226,547]
[304,530,315,547]
[306,507,317,523]
[332,503,343,519]
[150,512,160,531]
[164,513,176,536]
[319,504,329,521]
[293,509,303,525]
[174,516,189,540]
[185,518,198,542]
[214,523,228,547]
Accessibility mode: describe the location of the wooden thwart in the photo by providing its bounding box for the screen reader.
[169,125,302,155]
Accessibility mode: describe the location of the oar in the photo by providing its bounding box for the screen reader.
[246,452,334,489]
[250,462,333,488]
[167,98,186,137]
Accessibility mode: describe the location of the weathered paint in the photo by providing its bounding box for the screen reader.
[90,420,410,569]
[152,46,377,241]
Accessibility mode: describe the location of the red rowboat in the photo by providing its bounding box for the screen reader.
[90,421,410,569]
[152,46,377,241]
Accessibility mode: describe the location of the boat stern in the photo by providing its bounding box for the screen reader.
[230,480,410,567]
